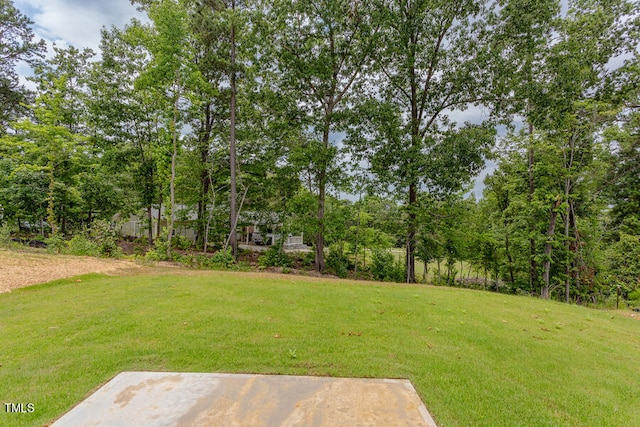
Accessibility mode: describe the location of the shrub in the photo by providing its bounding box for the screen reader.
[259,247,292,268]
[173,234,193,251]
[87,220,121,257]
[173,253,194,266]
[0,224,11,247]
[44,235,65,254]
[66,235,99,257]
[210,248,235,268]
[370,250,405,282]
[301,250,315,267]
[628,289,640,307]
[143,229,172,261]
[326,245,350,278]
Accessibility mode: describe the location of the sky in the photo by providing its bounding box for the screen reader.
[12,0,494,199]
[14,0,145,54]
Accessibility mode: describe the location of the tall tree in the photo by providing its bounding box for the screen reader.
[0,0,45,134]
[349,0,497,282]
[5,46,95,235]
[265,0,381,272]
[532,0,638,299]
[91,23,166,245]
[130,0,204,257]
[489,0,559,292]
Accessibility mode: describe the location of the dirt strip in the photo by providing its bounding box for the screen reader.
[0,249,141,293]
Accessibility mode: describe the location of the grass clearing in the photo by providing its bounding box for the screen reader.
[388,248,481,283]
[1,270,639,426]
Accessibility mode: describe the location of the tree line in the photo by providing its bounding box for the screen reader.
[1,0,638,305]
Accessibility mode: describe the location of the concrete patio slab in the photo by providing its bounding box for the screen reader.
[52,372,437,426]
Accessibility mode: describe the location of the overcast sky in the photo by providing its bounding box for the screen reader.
[15,0,145,54]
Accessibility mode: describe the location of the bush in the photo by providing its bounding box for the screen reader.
[210,248,235,268]
[44,235,65,254]
[145,244,169,261]
[370,250,405,282]
[259,247,292,268]
[289,250,315,268]
[628,289,640,307]
[144,230,170,261]
[173,253,195,266]
[88,220,121,257]
[172,234,193,251]
[67,235,99,257]
[0,224,11,246]
[326,245,350,278]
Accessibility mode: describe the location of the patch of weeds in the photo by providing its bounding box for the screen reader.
[210,249,235,268]
[0,224,11,247]
[173,235,193,251]
[174,253,195,266]
[66,235,99,257]
[325,245,350,278]
[44,235,65,254]
[259,247,292,268]
[88,220,121,257]
[145,231,170,261]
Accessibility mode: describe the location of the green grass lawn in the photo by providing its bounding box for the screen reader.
[1,270,639,426]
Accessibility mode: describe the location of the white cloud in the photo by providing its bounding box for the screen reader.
[14,0,145,53]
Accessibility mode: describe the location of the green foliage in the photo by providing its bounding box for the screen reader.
[325,244,350,278]
[44,235,65,254]
[628,289,640,307]
[87,219,121,257]
[66,235,99,257]
[0,0,46,132]
[210,249,235,269]
[605,233,640,298]
[370,250,405,283]
[1,0,639,306]
[43,220,121,258]
[0,224,11,246]
[172,234,193,251]
[259,247,292,268]
[145,230,170,261]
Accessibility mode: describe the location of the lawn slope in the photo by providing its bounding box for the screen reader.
[1,271,638,426]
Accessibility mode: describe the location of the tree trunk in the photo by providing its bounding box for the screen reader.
[505,232,515,285]
[315,117,331,273]
[47,161,57,236]
[167,76,180,260]
[563,132,576,303]
[197,103,212,250]
[315,166,326,273]
[572,202,580,299]
[528,121,538,294]
[423,262,427,283]
[229,1,238,260]
[542,196,562,299]
[204,177,216,254]
[61,206,66,235]
[564,209,571,303]
[406,183,417,283]
[354,199,361,280]
[147,205,153,246]
[156,198,162,240]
